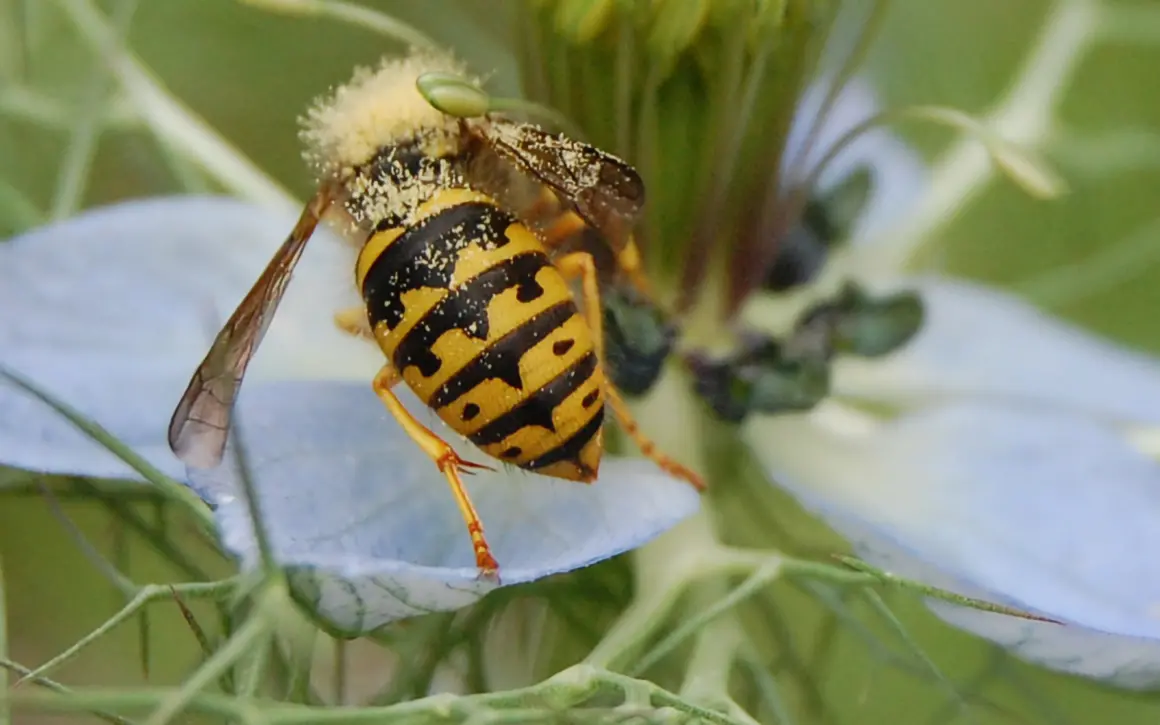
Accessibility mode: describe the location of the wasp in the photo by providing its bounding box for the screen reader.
[167,50,703,581]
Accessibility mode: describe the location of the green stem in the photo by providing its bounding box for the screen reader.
[35,479,139,597]
[0,661,134,725]
[585,359,723,669]
[9,665,754,725]
[144,599,272,725]
[783,0,891,186]
[0,365,217,535]
[236,629,273,699]
[680,602,742,700]
[0,86,137,130]
[631,557,782,677]
[15,580,238,686]
[238,0,437,48]
[53,0,296,212]
[50,0,139,220]
[866,0,1097,273]
[0,556,8,725]
[582,576,681,670]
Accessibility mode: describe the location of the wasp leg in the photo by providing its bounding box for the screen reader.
[527,190,653,300]
[541,210,588,248]
[371,364,502,582]
[614,237,655,299]
[554,253,705,491]
[334,306,374,341]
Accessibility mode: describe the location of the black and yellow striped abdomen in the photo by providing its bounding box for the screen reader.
[355,188,604,482]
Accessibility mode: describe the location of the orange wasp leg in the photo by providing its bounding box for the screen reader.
[554,252,705,491]
[371,364,502,582]
[334,307,501,581]
[533,197,655,300]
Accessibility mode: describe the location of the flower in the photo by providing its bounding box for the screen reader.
[5,0,1159,689]
[0,196,699,635]
[736,38,1160,694]
[521,0,1160,688]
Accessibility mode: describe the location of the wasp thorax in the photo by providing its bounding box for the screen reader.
[299,49,471,178]
[339,135,469,233]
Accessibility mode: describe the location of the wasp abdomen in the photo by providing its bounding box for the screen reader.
[357,188,604,482]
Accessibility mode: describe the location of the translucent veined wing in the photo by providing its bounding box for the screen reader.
[475,120,645,253]
[168,187,335,468]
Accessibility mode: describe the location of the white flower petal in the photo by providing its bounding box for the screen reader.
[189,380,701,635]
[833,276,1160,425]
[0,196,380,482]
[744,401,1160,688]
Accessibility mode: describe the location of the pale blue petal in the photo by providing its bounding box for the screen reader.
[0,196,381,482]
[745,401,1160,688]
[0,197,699,630]
[188,380,701,635]
[834,276,1160,425]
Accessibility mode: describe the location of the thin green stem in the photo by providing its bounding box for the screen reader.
[53,0,296,212]
[10,665,758,725]
[229,418,277,573]
[680,611,742,700]
[0,660,136,725]
[859,590,968,720]
[582,585,676,670]
[50,0,139,219]
[863,0,1097,273]
[583,513,723,670]
[34,478,138,597]
[143,602,272,725]
[68,477,221,581]
[631,558,781,677]
[239,0,437,48]
[10,688,252,721]
[834,555,1061,622]
[0,365,216,534]
[514,4,549,105]
[737,648,796,725]
[0,85,137,129]
[677,13,771,315]
[0,556,8,725]
[15,580,238,686]
[236,629,275,699]
[613,5,634,158]
[332,638,346,706]
[153,134,215,194]
[272,617,320,704]
[784,0,891,186]
[802,104,1064,209]
[633,61,664,260]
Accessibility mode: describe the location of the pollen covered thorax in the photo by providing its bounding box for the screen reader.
[299,49,472,178]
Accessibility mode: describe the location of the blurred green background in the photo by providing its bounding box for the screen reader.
[4,0,1160,723]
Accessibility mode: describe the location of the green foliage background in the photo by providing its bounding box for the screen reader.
[3,0,1160,723]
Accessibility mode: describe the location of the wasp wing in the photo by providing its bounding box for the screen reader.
[167,189,334,469]
[476,121,645,252]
